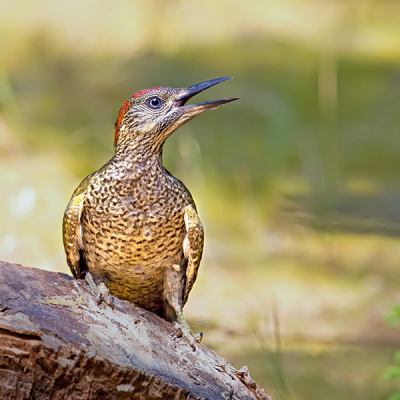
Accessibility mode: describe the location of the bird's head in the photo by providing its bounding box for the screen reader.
[114,77,239,159]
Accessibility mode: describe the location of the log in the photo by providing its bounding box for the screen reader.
[0,261,270,400]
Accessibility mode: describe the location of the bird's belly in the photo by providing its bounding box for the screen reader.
[81,205,186,311]
[103,259,169,312]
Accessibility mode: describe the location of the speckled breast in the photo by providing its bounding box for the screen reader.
[80,172,193,311]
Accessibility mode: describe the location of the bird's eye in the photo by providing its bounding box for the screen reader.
[147,97,163,109]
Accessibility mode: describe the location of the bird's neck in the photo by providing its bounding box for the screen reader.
[112,143,165,178]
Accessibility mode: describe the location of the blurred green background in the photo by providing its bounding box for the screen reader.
[1,1,400,398]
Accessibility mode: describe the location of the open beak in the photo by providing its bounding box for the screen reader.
[174,77,239,112]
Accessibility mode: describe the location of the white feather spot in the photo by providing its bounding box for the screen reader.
[184,208,190,231]
[172,264,180,271]
[183,235,190,258]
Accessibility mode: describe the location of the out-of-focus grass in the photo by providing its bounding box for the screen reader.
[1,1,400,399]
[228,346,395,400]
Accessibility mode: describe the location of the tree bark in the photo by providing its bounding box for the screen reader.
[0,261,269,400]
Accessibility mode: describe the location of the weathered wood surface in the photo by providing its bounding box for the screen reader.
[0,261,269,400]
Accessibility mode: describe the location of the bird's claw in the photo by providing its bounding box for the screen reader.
[85,272,114,309]
[172,323,202,351]
[109,295,115,309]
[97,282,115,309]
[195,331,203,342]
[171,327,183,338]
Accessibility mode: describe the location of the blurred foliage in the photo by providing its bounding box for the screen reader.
[384,354,400,400]
[1,0,400,399]
[386,306,400,329]
[384,308,400,399]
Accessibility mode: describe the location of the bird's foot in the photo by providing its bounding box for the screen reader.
[171,312,203,351]
[172,325,203,349]
[84,272,115,309]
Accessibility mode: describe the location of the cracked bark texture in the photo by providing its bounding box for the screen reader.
[0,261,270,400]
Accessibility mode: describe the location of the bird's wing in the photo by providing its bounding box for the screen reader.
[182,205,204,306]
[62,182,89,278]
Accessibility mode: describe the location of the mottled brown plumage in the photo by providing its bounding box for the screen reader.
[62,77,238,347]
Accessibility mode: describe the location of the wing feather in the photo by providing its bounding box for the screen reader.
[182,205,204,306]
[62,187,87,278]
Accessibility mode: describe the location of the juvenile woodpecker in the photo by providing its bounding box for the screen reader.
[62,77,238,348]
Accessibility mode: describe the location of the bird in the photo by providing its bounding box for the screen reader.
[62,77,239,348]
